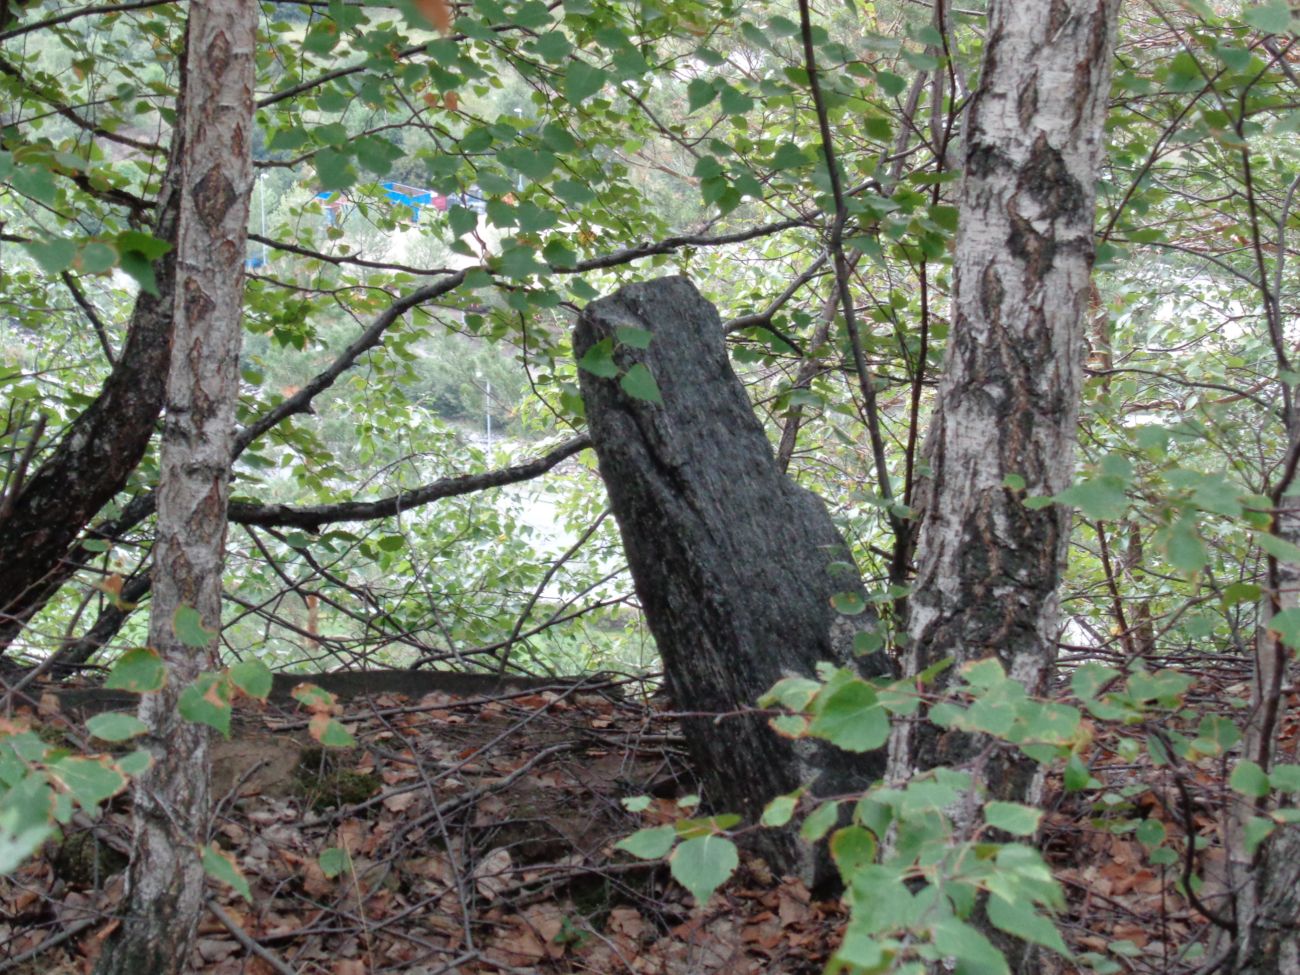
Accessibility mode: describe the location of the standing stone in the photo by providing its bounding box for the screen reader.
[576,275,893,886]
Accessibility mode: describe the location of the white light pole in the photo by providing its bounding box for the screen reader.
[258,173,267,264]
[477,368,492,449]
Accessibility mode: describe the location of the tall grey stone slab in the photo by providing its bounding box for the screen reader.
[576,275,893,887]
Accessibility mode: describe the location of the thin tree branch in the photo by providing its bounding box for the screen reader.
[228,435,591,529]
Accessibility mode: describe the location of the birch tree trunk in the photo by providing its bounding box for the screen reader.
[889,0,1120,819]
[94,2,255,971]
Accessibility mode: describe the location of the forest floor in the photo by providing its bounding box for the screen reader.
[1,671,1233,974]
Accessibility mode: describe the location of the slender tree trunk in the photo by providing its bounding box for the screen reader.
[1223,418,1300,975]
[887,1,1120,958]
[94,3,255,972]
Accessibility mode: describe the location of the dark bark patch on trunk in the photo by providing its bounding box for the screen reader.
[193,166,236,231]
[1022,134,1085,219]
[1008,211,1054,281]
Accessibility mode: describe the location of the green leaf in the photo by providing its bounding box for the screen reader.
[986,894,1069,955]
[229,660,273,701]
[565,62,608,103]
[1192,715,1240,756]
[292,683,336,710]
[315,148,356,191]
[760,676,821,711]
[1063,754,1093,791]
[1230,760,1270,798]
[769,713,809,737]
[22,238,78,275]
[854,629,884,656]
[674,814,740,839]
[353,135,404,177]
[829,825,877,882]
[318,847,349,878]
[448,206,478,238]
[497,243,547,279]
[1222,581,1262,607]
[761,793,799,828]
[173,605,217,649]
[498,147,557,183]
[1254,531,1300,565]
[669,834,738,904]
[577,338,618,378]
[686,77,717,112]
[1270,764,1300,792]
[1056,478,1127,520]
[615,824,676,859]
[875,71,907,97]
[800,799,840,842]
[1127,669,1192,705]
[619,364,663,404]
[931,917,1011,975]
[1136,818,1166,849]
[615,326,653,349]
[984,802,1043,837]
[115,749,152,777]
[1268,608,1300,649]
[532,31,572,63]
[85,713,148,742]
[830,591,867,615]
[178,674,233,738]
[48,756,127,809]
[621,795,651,812]
[105,647,165,693]
[808,680,889,753]
[116,230,171,260]
[1164,519,1208,575]
[1244,816,1275,855]
[303,22,339,54]
[310,716,355,748]
[202,843,251,901]
[718,84,753,115]
[1243,0,1293,32]
[118,251,159,296]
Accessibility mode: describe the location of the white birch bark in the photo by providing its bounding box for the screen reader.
[890,0,1120,795]
[95,2,255,971]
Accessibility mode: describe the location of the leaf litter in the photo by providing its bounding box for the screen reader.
[2,662,1269,974]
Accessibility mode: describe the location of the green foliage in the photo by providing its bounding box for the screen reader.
[229,660,273,700]
[85,713,149,742]
[105,648,166,693]
[6,5,1300,969]
[670,835,739,905]
[201,842,252,901]
[178,673,234,738]
[318,846,351,878]
[616,795,741,904]
[0,724,142,874]
[172,606,218,649]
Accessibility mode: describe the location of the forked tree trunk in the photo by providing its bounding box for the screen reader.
[94,3,255,972]
[576,276,894,889]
